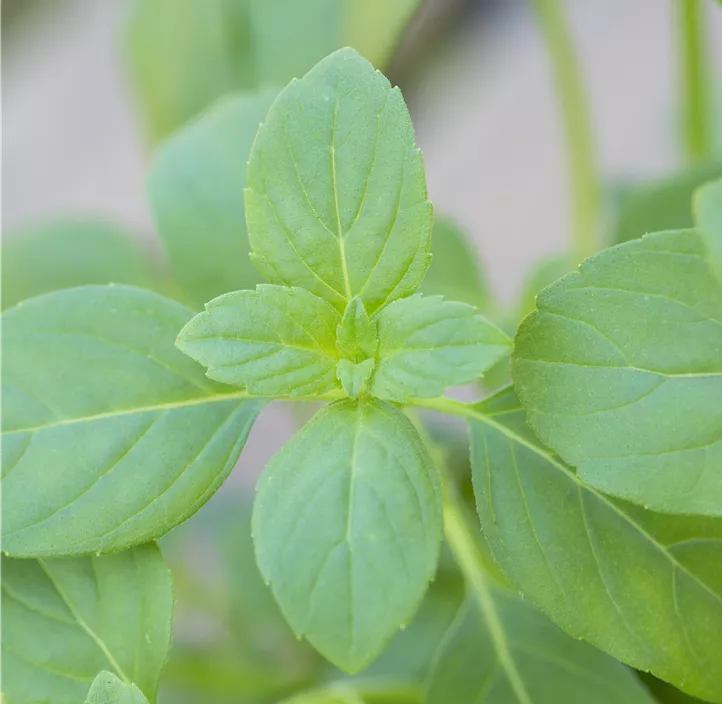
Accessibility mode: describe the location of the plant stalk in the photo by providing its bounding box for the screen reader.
[528,0,600,260]
[441,479,533,704]
[677,0,712,162]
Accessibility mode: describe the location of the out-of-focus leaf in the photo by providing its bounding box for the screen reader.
[426,594,654,703]
[612,162,722,244]
[147,90,277,307]
[421,218,488,308]
[694,177,722,280]
[1,220,153,310]
[126,0,421,141]
[637,673,706,703]
[158,494,321,703]
[517,252,574,319]
[2,545,172,704]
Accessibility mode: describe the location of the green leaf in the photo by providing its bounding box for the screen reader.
[336,359,375,399]
[517,252,574,319]
[246,47,432,315]
[694,177,722,280]
[1,220,152,310]
[282,689,365,704]
[468,387,722,702]
[253,398,442,673]
[336,298,378,362]
[371,295,511,403]
[347,553,465,682]
[2,285,263,557]
[612,162,722,244]
[147,90,277,308]
[1,544,172,704]
[86,672,149,704]
[421,217,488,308]
[512,229,722,516]
[638,673,707,704]
[177,284,342,397]
[126,0,420,141]
[426,595,654,704]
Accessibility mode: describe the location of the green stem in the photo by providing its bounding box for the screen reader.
[441,478,533,704]
[407,401,529,700]
[677,0,711,162]
[528,0,599,260]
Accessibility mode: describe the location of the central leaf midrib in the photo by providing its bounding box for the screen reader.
[37,558,131,685]
[2,392,251,436]
[475,408,722,606]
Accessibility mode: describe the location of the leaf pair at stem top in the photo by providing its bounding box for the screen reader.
[173,47,511,671]
[176,47,510,406]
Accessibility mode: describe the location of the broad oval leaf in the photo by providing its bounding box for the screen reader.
[2,285,263,557]
[246,47,432,315]
[513,230,722,516]
[86,672,149,704]
[1,220,153,310]
[253,398,442,673]
[371,294,511,402]
[2,543,172,704]
[426,596,654,704]
[147,90,278,307]
[695,177,722,281]
[421,217,488,308]
[469,388,722,702]
[177,284,342,397]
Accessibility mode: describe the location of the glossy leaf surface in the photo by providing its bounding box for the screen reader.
[469,388,722,702]
[426,596,654,703]
[372,295,511,402]
[246,48,432,315]
[253,398,442,672]
[147,90,277,307]
[2,544,172,704]
[177,284,342,397]
[2,286,263,556]
[513,230,722,515]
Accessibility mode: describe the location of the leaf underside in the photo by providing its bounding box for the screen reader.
[469,387,722,703]
[513,229,722,516]
[2,544,172,704]
[2,286,263,557]
[253,397,442,673]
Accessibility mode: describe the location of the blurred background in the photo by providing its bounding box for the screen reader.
[3,1,722,702]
